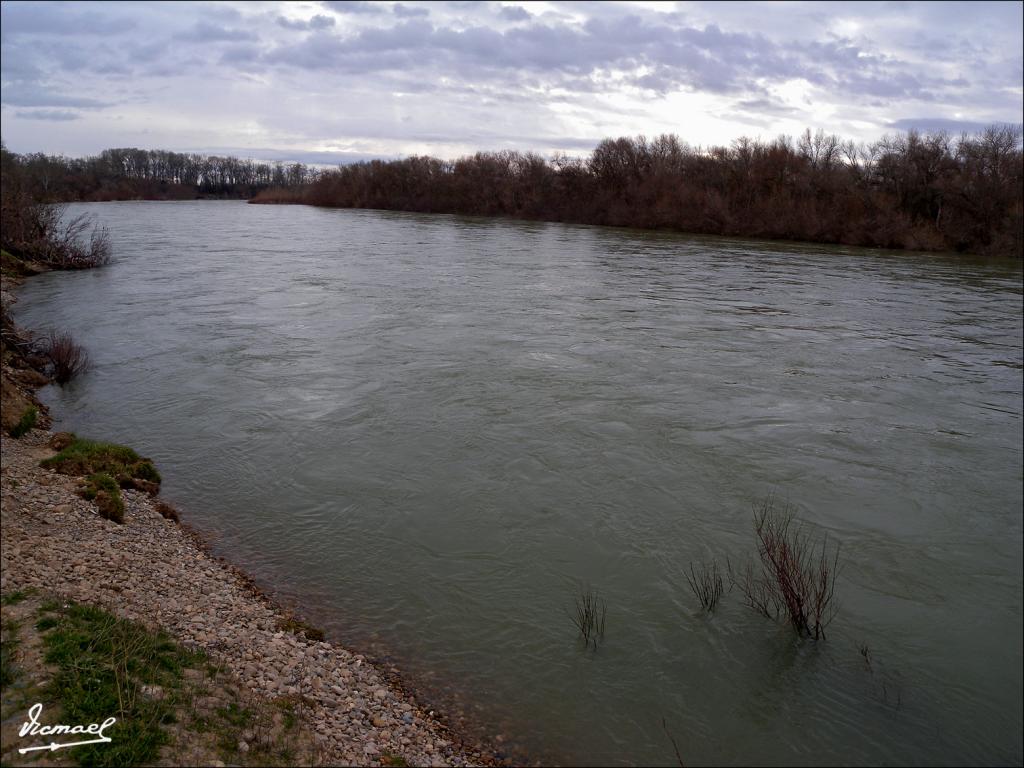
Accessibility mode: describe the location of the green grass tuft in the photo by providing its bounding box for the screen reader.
[41,436,161,494]
[1,619,21,689]
[81,472,126,523]
[9,406,38,438]
[1,589,34,606]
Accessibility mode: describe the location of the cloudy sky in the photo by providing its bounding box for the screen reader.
[1,0,1021,164]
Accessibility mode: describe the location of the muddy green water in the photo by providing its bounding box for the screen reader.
[14,201,1023,766]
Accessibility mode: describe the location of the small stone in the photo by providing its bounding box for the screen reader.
[237,740,250,753]
[363,741,379,755]
[373,688,388,701]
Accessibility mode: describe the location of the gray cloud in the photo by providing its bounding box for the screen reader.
[259,15,798,100]
[277,14,336,31]
[393,4,430,18]
[887,117,1018,135]
[498,6,531,22]
[0,2,137,39]
[175,21,258,43]
[0,86,112,109]
[321,1,386,15]
[733,98,799,117]
[220,44,264,66]
[13,109,81,121]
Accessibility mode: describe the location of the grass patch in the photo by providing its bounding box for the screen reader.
[0,247,30,277]
[215,702,253,729]
[382,753,410,767]
[81,472,126,524]
[37,600,205,767]
[41,436,161,495]
[1,589,34,606]
[1,619,21,689]
[9,405,38,438]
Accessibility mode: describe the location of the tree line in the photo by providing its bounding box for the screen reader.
[1,143,317,201]
[252,126,1022,258]
[2,126,1020,256]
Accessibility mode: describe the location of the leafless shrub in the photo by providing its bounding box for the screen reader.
[45,329,90,384]
[731,495,839,639]
[47,212,111,268]
[685,560,724,612]
[728,555,778,619]
[568,586,606,649]
[2,199,111,269]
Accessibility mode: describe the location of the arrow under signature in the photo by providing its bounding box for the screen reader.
[19,736,111,754]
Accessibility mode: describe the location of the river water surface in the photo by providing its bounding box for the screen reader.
[14,201,1023,765]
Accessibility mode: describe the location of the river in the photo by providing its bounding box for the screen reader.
[13,201,1023,765]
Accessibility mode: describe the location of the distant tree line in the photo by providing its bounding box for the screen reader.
[0,143,317,202]
[252,126,1023,258]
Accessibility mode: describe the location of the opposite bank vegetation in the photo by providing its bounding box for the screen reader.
[4,124,1022,258]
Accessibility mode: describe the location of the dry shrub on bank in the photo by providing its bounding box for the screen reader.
[0,192,111,269]
[49,213,112,269]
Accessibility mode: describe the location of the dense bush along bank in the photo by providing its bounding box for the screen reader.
[252,126,1023,258]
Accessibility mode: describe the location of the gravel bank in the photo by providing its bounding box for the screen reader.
[1,428,497,767]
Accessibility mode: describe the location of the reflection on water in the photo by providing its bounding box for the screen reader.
[15,201,1023,766]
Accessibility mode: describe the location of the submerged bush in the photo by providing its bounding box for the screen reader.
[731,496,839,640]
[44,330,90,384]
[42,437,161,495]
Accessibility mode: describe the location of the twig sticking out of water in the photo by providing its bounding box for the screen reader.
[686,560,724,612]
[568,587,606,650]
[661,717,685,767]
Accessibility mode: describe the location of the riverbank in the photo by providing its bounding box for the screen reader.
[0,434,500,768]
[0,267,503,766]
